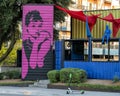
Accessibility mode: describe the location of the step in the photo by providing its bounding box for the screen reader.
[29,80,50,88]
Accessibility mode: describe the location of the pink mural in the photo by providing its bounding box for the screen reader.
[22,5,53,79]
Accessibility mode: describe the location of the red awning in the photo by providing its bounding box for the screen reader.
[55,5,101,32]
[99,13,120,37]
[55,5,120,37]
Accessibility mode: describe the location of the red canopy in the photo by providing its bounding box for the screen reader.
[55,5,120,37]
[55,5,100,31]
[87,14,101,31]
[55,5,85,21]
[99,13,120,37]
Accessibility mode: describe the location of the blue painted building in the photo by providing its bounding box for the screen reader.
[55,38,120,80]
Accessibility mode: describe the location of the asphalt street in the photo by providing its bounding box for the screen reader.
[0,86,120,96]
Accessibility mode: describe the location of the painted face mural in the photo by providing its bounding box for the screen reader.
[22,5,53,79]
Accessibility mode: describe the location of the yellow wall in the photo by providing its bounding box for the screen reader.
[71,9,120,39]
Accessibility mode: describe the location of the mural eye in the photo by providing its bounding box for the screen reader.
[32,25,35,27]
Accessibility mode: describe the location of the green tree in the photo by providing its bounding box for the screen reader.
[0,0,21,62]
[0,0,72,63]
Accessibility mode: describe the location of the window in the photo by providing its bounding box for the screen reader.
[64,39,119,62]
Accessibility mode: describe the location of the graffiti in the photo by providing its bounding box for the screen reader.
[22,7,53,79]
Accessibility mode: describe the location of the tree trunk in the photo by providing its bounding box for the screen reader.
[0,37,16,62]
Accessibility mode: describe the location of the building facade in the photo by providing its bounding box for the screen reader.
[57,0,120,40]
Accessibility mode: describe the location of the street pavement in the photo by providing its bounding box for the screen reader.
[0,86,120,96]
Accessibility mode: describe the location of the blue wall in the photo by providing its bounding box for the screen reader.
[55,40,120,80]
[55,41,63,70]
[64,61,120,80]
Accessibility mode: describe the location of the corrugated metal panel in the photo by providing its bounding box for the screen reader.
[64,61,120,80]
[25,50,54,80]
[55,40,64,70]
[72,9,120,39]
[22,5,54,80]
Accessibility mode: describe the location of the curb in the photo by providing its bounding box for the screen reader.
[47,84,120,92]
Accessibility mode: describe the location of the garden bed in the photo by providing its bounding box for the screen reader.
[0,79,34,87]
[48,79,120,92]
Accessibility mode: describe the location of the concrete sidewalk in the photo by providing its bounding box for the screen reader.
[0,86,120,96]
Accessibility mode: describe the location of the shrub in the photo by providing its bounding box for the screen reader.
[113,75,119,83]
[60,68,87,83]
[60,68,78,83]
[5,70,21,79]
[0,73,4,80]
[0,70,21,80]
[76,69,87,83]
[47,70,60,83]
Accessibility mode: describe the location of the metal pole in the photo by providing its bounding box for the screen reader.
[108,41,110,61]
[88,37,92,62]
[118,38,120,62]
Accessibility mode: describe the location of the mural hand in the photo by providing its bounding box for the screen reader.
[22,48,28,79]
[29,45,37,69]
